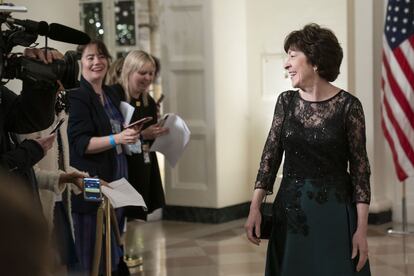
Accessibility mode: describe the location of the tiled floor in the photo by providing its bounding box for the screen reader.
[124,219,414,276]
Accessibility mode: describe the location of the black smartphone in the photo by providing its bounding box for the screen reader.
[83,177,102,202]
[49,118,65,134]
[126,116,152,128]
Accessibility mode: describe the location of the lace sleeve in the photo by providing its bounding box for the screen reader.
[254,93,286,194]
[346,98,371,204]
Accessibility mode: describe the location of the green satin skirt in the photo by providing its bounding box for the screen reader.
[265,176,371,276]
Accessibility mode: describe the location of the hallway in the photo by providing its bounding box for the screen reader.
[125,219,414,276]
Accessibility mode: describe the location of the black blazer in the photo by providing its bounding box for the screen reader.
[0,81,56,205]
[110,83,165,215]
[68,76,122,213]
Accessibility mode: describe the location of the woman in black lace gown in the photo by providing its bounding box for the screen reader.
[245,23,371,276]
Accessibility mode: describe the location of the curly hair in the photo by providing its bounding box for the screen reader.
[284,23,343,82]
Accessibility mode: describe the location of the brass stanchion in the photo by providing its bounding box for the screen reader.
[105,197,112,275]
[91,200,104,276]
[91,197,115,276]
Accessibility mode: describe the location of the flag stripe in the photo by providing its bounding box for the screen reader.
[382,50,414,129]
[381,84,414,174]
[383,39,414,105]
[382,92,414,167]
[382,70,414,151]
[410,36,414,49]
[381,117,408,180]
[381,118,408,180]
[403,36,414,72]
[394,47,414,91]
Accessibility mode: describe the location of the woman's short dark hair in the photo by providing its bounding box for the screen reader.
[76,39,112,62]
[284,23,343,82]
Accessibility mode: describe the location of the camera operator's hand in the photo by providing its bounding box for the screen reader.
[33,134,56,155]
[23,48,64,64]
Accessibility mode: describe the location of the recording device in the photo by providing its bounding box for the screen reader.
[0,4,91,88]
[83,177,102,202]
[126,116,152,128]
[49,118,65,134]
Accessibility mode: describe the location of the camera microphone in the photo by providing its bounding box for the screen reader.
[48,23,90,45]
[4,17,49,36]
[0,15,90,45]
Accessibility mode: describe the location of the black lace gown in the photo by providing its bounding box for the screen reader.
[255,90,371,276]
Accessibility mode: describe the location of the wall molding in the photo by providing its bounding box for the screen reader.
[368,209,392,225]
[163,202,250,224]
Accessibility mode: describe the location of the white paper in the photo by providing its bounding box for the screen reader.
[119,101,135,125]
[101,178,147,209]
[150,113,191,167]
[119,101,140,155]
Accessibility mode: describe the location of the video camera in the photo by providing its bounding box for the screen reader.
[0,4,91,89]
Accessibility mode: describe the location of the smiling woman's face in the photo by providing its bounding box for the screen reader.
[80,43,108,85]
[284,49,316,89]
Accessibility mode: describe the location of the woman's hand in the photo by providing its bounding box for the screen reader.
[245,206,262,246]
[141,123,169,140]
[115,128,140,145]
[245,189,266,245]
[59,171,88,190]
[351,228,369,272]
[34,134,56,155]
[100,179,111,188]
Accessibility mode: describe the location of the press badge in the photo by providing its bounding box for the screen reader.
[128,139,142,154]
[142,143,151,164]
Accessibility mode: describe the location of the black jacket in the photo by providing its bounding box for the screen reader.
[0,81,56,203]
[68,77,122,213]
[111,84,165,216]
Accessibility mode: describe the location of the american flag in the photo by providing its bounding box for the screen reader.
[381,0,414,181]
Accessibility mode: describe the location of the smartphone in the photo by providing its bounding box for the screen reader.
[83,177,102,202]
[126,116,152,128]
[49,118,65,134]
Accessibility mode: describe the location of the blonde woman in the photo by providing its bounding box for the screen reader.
[109,50,168,220]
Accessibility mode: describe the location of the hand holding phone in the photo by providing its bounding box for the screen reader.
[50,118,65,134]
[83,177,102,202]
[125,116,152,129]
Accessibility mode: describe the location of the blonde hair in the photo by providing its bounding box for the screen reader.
[121,50,156,105]
[106,56,125,86]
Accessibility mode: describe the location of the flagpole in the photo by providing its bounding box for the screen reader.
[387,180,414,235]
